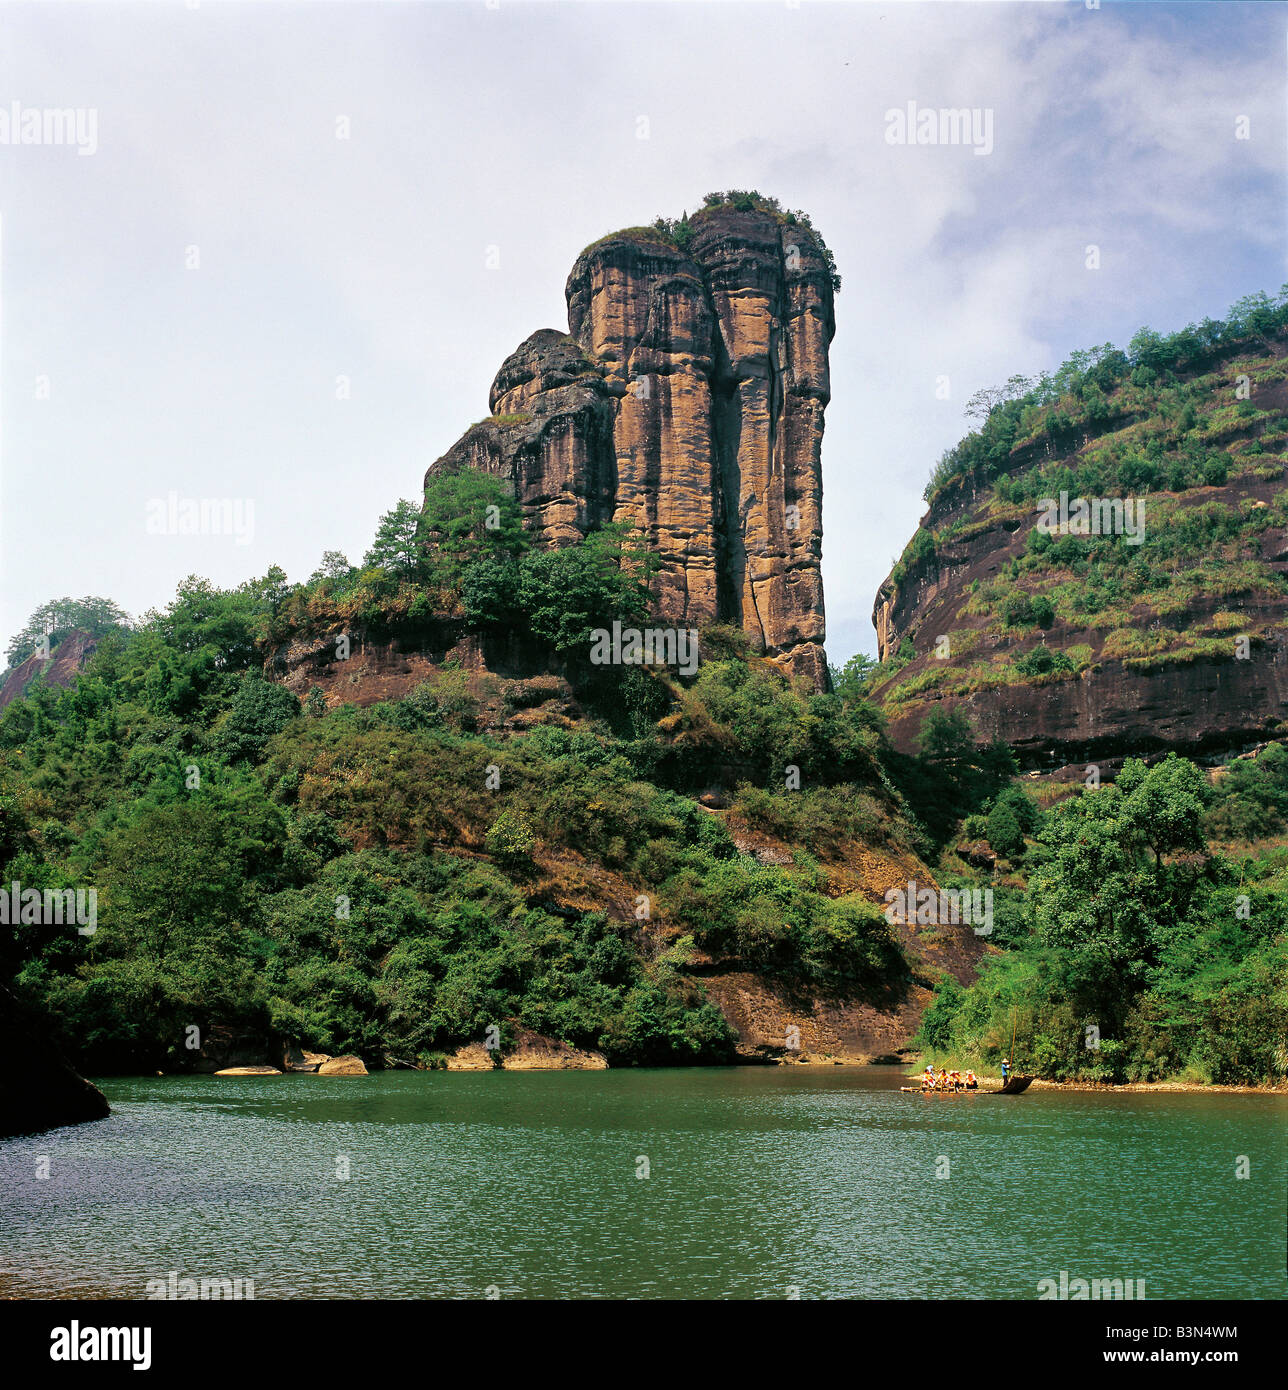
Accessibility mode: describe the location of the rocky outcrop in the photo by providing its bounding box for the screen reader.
[191,1023,281,1074]
[318,1054,368,1076]
[282,1045,329,1073]
[425,204,836,687]
[444,1028,607,1070]
[497,1028,608,1070]
[0,629,98,711]
[269,627,578,726]
[0,983,110,1137]
[697,902,987,1065]
[871,333,1288,766]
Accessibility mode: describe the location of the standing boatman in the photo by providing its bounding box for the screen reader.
[1000,1057,1010,1086]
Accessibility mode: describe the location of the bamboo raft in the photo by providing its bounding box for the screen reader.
[900,1074,1034,1095]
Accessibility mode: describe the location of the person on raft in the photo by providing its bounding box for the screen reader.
[919,1067,978,1092]
[1001,1058,1011,1085]
[911,1061,983,1084]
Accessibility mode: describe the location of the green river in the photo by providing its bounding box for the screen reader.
[1,1066,1283,1299]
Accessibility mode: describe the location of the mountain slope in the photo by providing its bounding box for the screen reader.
[871,297,1288,768]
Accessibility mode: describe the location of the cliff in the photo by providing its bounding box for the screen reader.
[425,201,836,687]
[0,629,99,711]
[871,315,1288,768]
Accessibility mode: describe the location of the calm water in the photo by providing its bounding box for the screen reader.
[1,1067,1284,1300]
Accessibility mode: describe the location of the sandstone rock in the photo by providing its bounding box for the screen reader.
[192,1023,278,1074]
[0,629,99,711]
[871,353,1288,765]
[424,205,836,687]
[282,1045,329,1073]
[729,829,793,865]
[214,1066,282,1076]
[499,1028,608,1070]
[957,842,998,871]
[317,1055,367,1076]
[445,1042,497,1071]
[444,1029,607,1070]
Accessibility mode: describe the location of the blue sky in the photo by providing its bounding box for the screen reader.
[0,0,1283,666]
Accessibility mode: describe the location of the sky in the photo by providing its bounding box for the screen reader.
[0,0,1284,667]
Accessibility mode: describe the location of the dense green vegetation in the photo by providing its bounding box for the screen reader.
[924,287,1288,504]
[0,470,966,1073]
[7,455,1284,1085]
[871,292,1288,721]
[917,747,1288,1085]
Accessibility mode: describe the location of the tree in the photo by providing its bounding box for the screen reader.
[1029,785,1155,1026]
[5,596,131,667]
[516,524,656,656]
[918,973,964,1051]
[1117,754,1209,867]
[309,551,356,588]
[215,676,302,763]
[1029,756,1213,1030]
[96,802,242,966]
[986,799,1024,859]
[1206,743,1288,840]
[963,375,1033,422]
[419,468,531,624]
[830,652,880,703]
[485,808,535,865]
[145,573,275,669]
[461,556,523,628]
[917,707,975,765]
[363,500,425,579]
[421,468,527,582]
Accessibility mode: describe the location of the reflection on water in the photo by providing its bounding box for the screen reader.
[2,1067,1283,1300]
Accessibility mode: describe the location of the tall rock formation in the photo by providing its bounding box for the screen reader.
[425,203,836,686]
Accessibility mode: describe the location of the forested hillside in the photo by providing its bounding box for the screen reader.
[1,478,976,1073]
[871,290,1288,767]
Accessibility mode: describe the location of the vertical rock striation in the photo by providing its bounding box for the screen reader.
[424,204,836,686]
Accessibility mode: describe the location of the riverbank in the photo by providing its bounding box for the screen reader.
[1026,1077,1288,1095]
[904,1064,1288,1095]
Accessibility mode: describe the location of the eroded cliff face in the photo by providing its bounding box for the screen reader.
[0,630,99,711]
[425,206,835,686]
[870,336,1288,768]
